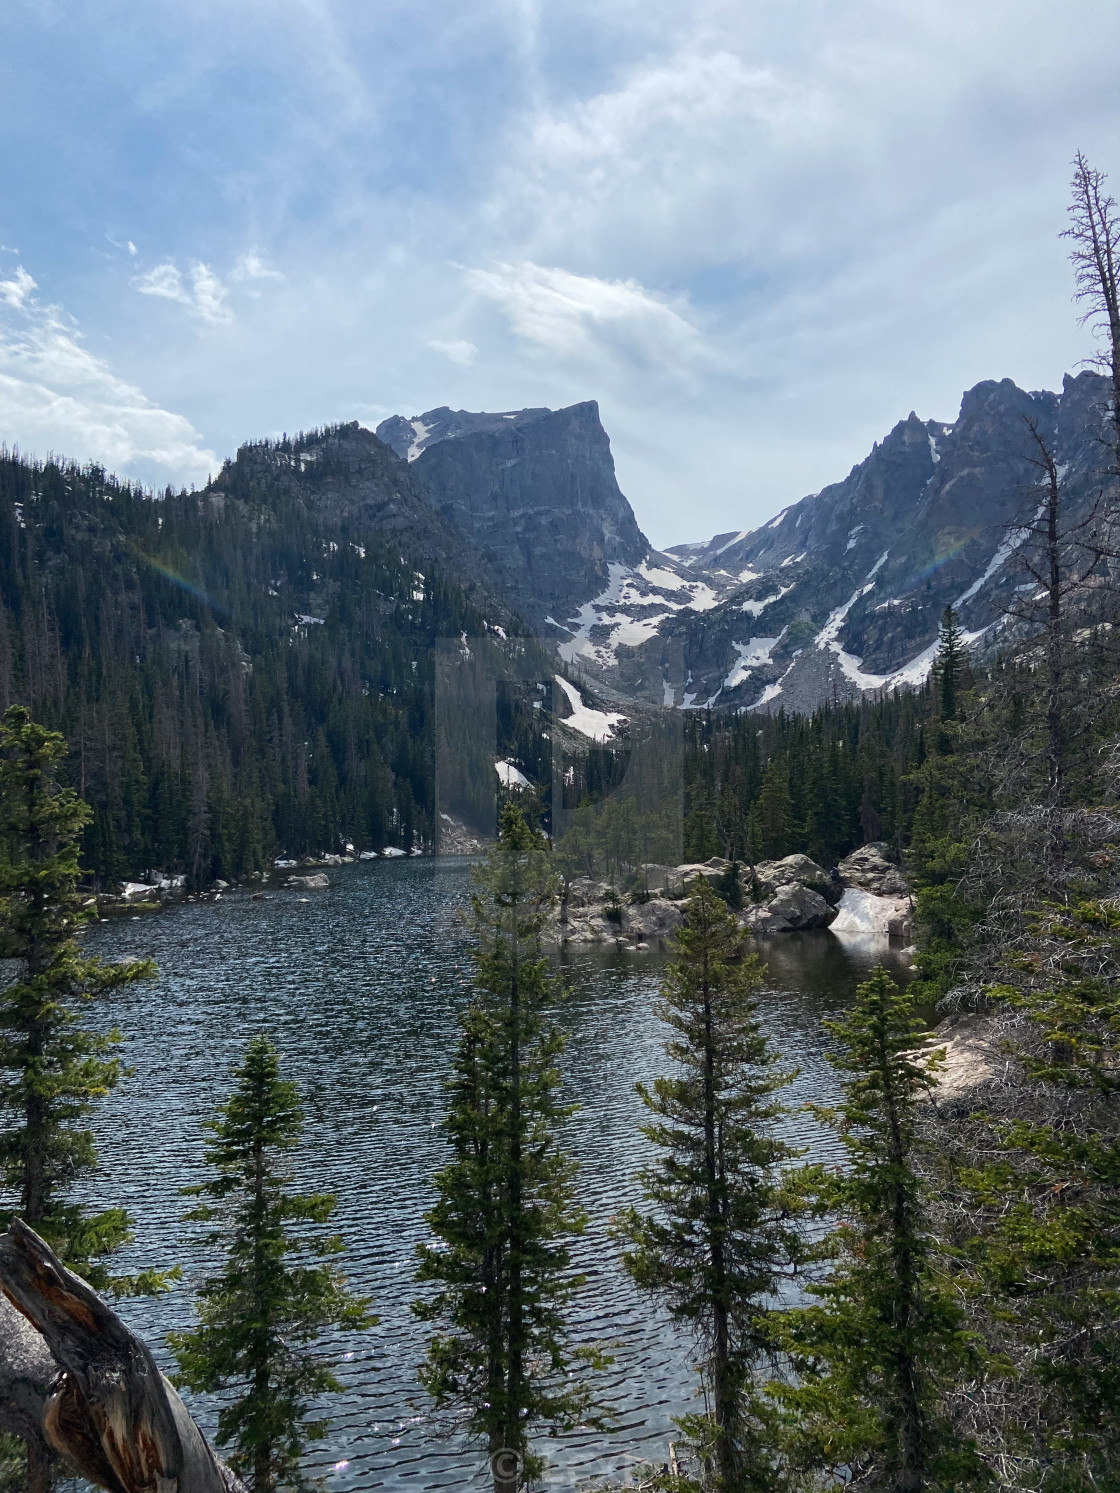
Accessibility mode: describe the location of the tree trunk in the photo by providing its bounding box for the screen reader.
[1044,451,1064,811]
[881,1044,923,1493]
[0,1293,57,1487]
[490,1435,520,1493]
[0,1220,247,1493]
[701,931,736,1492]
[504,892,524,1489]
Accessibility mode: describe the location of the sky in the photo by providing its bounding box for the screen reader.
[1,0,1119,549]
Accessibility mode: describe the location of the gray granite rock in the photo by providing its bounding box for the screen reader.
[838,843,909,896]
[753,853,841,905]
[743,883,836,933]
[624,897,685,941]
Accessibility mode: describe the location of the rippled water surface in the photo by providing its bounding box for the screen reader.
[78,859,909,1490]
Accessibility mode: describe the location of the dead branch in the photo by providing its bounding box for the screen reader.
[0,1219,246,1493]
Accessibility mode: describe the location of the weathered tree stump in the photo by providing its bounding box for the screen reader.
[0,1219,247,1492]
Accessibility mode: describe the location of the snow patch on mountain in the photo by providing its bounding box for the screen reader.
[740,584,794,616]
[725,637,782,690]
[954,509,1042,607]
[495,759,530,789]
[796,546,993,700]
[556,558,728,669]
[555,676,626,742]
[713,529,750,557]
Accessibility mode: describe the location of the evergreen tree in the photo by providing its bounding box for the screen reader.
[0,1435,24,1493]
[931,606,965,727]
[940,898,1120,1489]
[615,878,800,1492]
[414,806,604,1493]
[754,759,793,861]
[713,859,744,911]
[170,1035,374,1493]
[0,705,155,1283]
[773,968,987,1492]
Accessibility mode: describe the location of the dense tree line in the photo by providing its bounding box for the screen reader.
[2,152,1119,1493]
[0,441,520,885]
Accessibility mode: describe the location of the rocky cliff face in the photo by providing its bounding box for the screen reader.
[231,376,1113,719]
[376,401,650,629]
[376,406,552,463]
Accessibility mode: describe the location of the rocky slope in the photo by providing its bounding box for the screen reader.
[341,373,1116,718]
[549,842,911,948]
[655,373,1115,712]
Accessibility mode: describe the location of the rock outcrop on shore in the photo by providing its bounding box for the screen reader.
[753,854,843,906]
[837,842,909,896]
[550,842,911,950]
[742,882,836,934]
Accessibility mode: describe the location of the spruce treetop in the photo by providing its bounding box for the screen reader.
[0,704,157,1292]
[171,1034,374,1493]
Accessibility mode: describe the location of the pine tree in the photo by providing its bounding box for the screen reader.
[931,606,965,727]
[170,1035,374,1493]
[0,705,155,1283]
[755,759,793,861]
[615,877,800,1492]
[773,967,987,1492]
[414,806,604,1493]
[943,899,1120,1489]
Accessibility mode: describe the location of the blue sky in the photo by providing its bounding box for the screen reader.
[1,0,1119,547]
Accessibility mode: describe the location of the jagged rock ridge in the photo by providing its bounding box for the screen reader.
[644,372,1115,713]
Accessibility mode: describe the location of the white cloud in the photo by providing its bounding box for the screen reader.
[465,261,708,373]
[134,260,231,324]
[232,251,283,282]
[0,267,36,309]
[0,266,217,484]
[8,0,1118,545]
[428,337,478,366]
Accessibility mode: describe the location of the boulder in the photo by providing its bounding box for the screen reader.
[564,877,612,910]
[624,897,685,941]
[673,857,731,885]
[286,872,330,890]
[120,881,159,903]
[887,909,913,941]
[743,883,836,933]
[829,887,911,943]
[753,854,841,905]
[837,842,908,896]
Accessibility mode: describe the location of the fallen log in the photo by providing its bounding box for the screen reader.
[0,1219,247,1493]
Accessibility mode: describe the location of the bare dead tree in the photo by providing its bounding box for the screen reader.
[1064,152,1120,486]
[995,419,1111,832]
[0,1219,246,1493]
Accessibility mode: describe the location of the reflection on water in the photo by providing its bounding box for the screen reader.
[71,859,909,1490]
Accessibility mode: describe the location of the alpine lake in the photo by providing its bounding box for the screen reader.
[73,857,912,1492]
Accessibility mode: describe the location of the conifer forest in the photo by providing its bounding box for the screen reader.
[0,100,1119,1493]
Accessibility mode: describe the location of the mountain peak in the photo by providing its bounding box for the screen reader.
[375,405,554,462]
[375,401,648,629]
